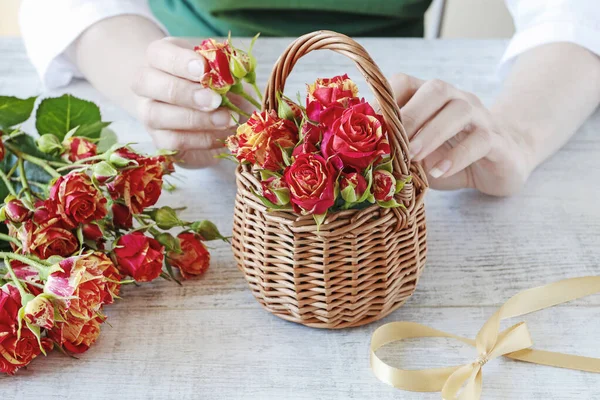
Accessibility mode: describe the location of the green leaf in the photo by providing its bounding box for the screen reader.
[377,198,404,209]
[259,169,282,181]
[0,96,37,129]
[250,188,293,211]
[36,94,103,140]
[374,158,393,173]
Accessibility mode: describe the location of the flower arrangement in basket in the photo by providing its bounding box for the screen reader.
[226,31,429,329]
[0,94,226,375]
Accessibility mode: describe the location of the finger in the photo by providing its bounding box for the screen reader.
[428,129,492,179]
[148,128,231,151]
[146,37,207,82]
[132,67,222,112]
[389,73,425,108]
[410,99,475,162]
[138,99,236,131]
[175,148,226,169]
[401,79,464,139]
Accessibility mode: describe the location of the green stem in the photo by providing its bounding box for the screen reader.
[0,252,50,271]
[221,97,251,118]
[0,232,20,246]
[239,90,261,110]
[5,259,27,295]
[0,169,17,197]
[5,143,61,179]
[11,178,47,191]
[17,157,34,204]
[6,162,18,178]
[251,82,263,102]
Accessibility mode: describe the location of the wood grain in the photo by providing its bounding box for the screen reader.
[1,37,600,399]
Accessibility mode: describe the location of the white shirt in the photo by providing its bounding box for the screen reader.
[19,0,600,89]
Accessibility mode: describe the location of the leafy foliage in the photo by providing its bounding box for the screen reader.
[0,96,37,129]
[35,95,103,140]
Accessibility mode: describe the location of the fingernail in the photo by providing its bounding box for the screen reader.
[409,140,422,159]
[194,89,222,111]
[188,60,205,77]
[211,109,237,128]
[429,160,452,179]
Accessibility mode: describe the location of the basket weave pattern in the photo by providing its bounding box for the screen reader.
[232,31,428,329]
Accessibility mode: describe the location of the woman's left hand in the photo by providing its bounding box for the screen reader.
[389,73,534,196]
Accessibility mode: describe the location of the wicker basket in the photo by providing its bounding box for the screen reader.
[232,30,428,329]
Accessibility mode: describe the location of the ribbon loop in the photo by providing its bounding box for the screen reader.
[370,276,600,400]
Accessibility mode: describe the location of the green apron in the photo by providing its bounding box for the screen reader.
[148,0,432,37]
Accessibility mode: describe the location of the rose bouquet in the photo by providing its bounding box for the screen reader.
[224,74,409,225]
[0,94,225,375]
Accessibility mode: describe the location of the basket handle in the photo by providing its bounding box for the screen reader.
[263,30,413,177]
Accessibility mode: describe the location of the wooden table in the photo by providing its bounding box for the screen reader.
[1,37,600,400]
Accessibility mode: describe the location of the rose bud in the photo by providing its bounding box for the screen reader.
[195,38,235,94]
[261,176,290,206]
[4,198,31,223]
[92,161,118,183]
[49,172,108,228]
[0,141,4,163]
[24,294,55,330]
[372,170,397,203]
[150,206,182,230]
[48,314,102,354]
[283,153,337,215]
[340,172,368,204]
[168,232,210,279]
[114,232,164,282]
[36,134,63,155]
[155,232,181,253]
[232,110,298,171]
[321,101,390,170]
[112,203,132,229]
[64,137,97,162]
[191,219,225,241]
[82,223,103,242]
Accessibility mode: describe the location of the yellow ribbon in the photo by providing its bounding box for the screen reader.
[370,276,600,399]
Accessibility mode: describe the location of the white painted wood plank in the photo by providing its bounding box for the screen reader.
[1,37,600,399]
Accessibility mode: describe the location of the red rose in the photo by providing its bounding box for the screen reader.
[228,110,298,171]
[107,160,163,214]
[48,314,102,354]
[111,203,133,229]
[195,38,235,94]
[372,170,397,202]
[339,171,368,203]
[168,233,210,279]
[283,153,337,215]
[65,137,97,162]
[114,232,164,282]
[306,74,360,127]
[0,328,51,375]
[49,172,108,228]
[32,200,58,224]
[4,199,31,223]
[0,285,50,375]
[0,285,21,346]
[321,102,390,170]
[261,176,290,206]
[307,74,359,107]
[18,218,79,259]
[292,123,323,157]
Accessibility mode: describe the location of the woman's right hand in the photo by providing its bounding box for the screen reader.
[132,37,242,168]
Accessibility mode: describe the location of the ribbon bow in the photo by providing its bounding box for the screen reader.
[370,276,600,399]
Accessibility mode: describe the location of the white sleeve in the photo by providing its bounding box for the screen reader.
[19,0,167,89]
[500,0,600,75]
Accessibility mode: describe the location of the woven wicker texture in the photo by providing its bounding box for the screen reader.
[232,30,428,329]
